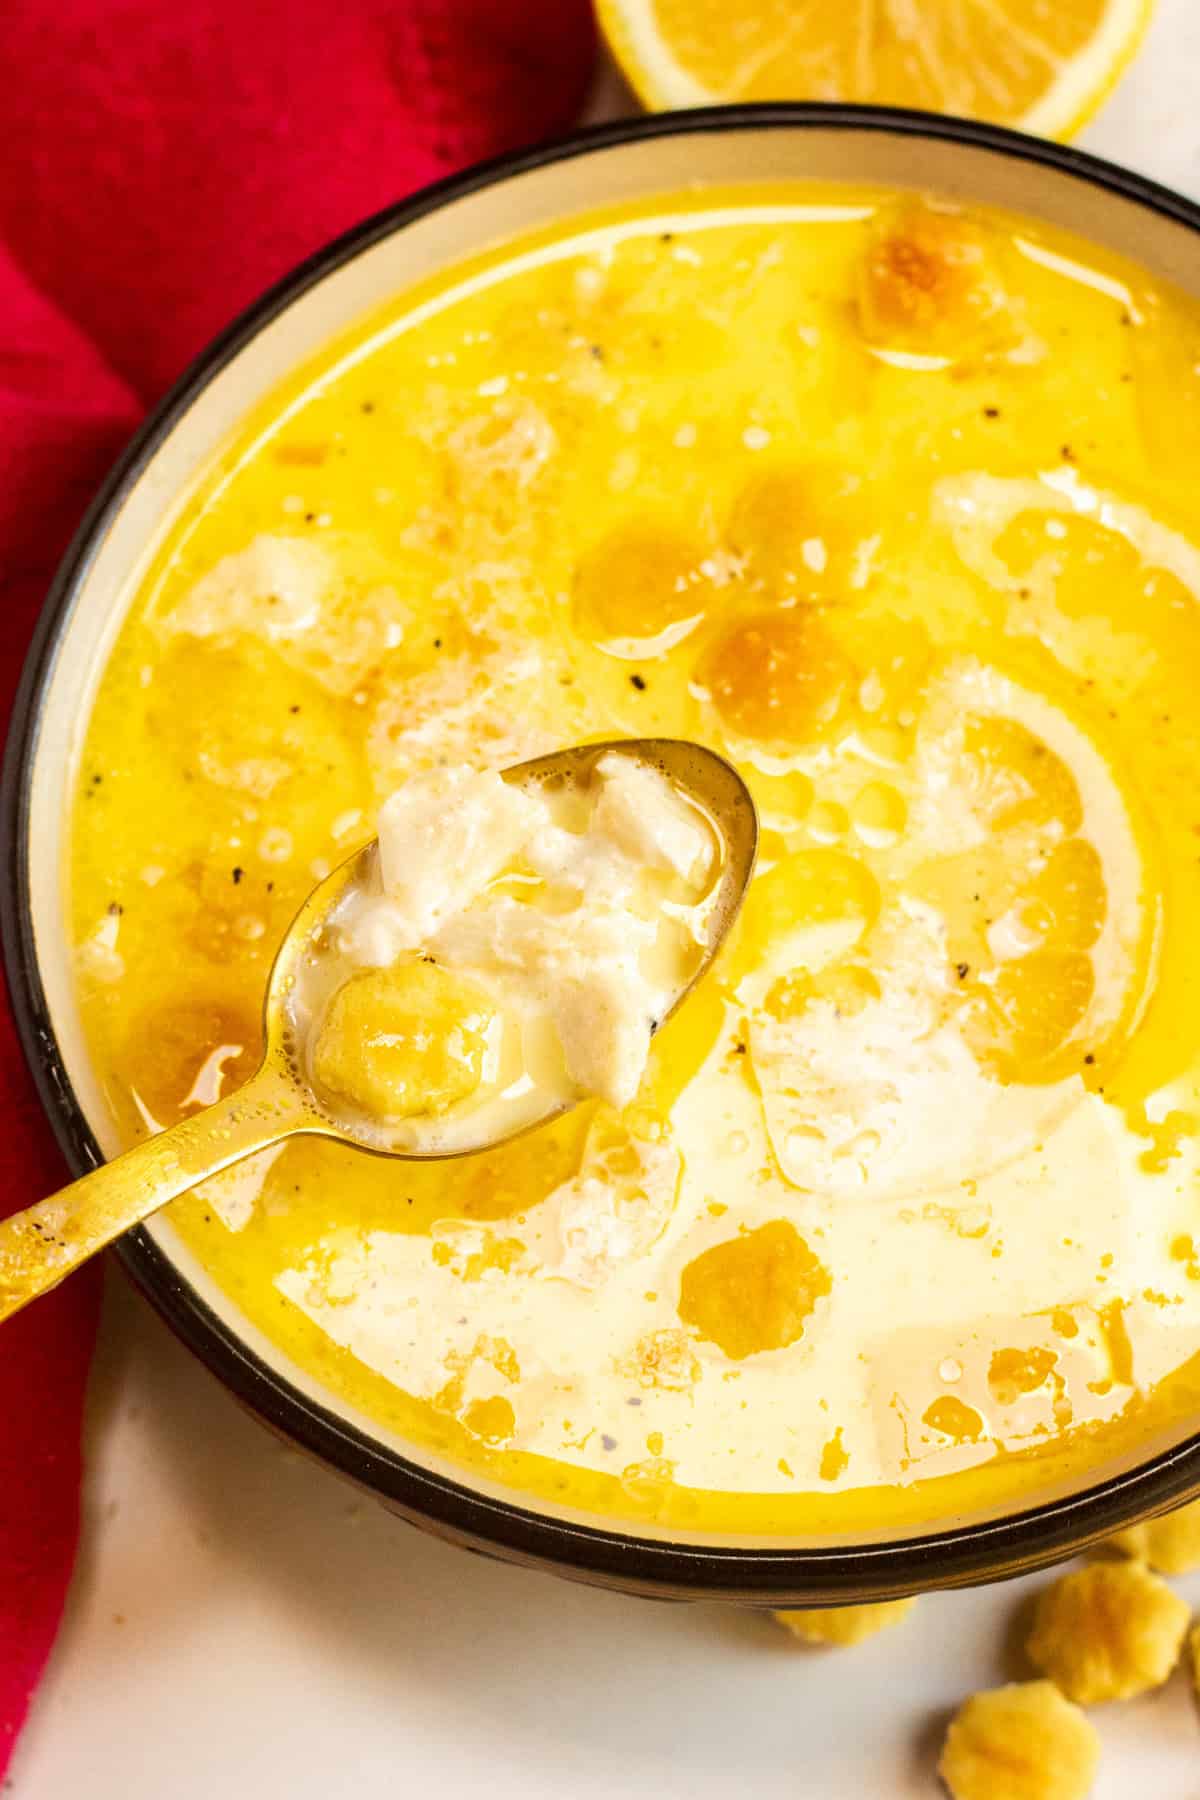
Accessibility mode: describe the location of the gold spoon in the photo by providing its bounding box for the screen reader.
[0,738,757,1324]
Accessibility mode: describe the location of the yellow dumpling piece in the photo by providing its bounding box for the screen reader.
[939,1682,1099,1800]
[697,610,856,746]
[858,202,1010,356]
[772,1597,916,1647]
[1025,1560,1190,1704]
[312,960,497,1120]
[726,463,876,601]
[1108,1496,1200,1574]
[677,1220,831,1360]
[573,523,715,654]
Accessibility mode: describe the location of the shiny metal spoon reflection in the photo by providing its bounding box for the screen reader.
[0,738,757,1323]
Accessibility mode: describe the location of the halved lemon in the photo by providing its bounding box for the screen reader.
[599,0,1153,141]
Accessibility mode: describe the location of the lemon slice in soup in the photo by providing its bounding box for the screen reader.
[908,660,1149,1079]
[746,657,1153,1200]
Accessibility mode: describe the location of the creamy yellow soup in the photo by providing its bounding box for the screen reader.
[71,185,1200,1535]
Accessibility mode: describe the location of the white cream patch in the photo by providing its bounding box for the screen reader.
[195,1144,287,1233]
[749,655,1149,1201]
[161,534,409,694]
[527,1119,683,1289]
[295,755,716,1142]
[75,912,124,984]
[590,751,715,886]
[751,907,1079,1203]
[375,767,543,943]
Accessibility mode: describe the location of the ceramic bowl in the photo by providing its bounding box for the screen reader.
[8,105,1200,1603]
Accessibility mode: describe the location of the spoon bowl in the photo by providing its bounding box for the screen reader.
[0,738,756,1321]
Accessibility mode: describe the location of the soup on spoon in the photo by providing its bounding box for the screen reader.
[0,738,756,1321]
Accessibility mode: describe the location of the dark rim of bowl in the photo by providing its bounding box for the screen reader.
[6,102,1200,1603]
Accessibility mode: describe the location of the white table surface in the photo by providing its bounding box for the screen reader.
[13,4,1200,1793]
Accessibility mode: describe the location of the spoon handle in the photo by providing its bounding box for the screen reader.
[0,1065,309,1324]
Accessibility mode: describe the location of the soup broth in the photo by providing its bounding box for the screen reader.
[70,184,1200,1533]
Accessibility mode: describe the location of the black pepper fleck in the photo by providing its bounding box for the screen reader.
[289,704,301,714]
[956,962,970,980]
[1084,1054,1096,1066]
[231,867,244,885]
[983,406,1001,419]
[630,673,647,691]
[107,901,123,917]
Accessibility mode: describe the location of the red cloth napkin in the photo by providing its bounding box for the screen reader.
[0,0,595,1771]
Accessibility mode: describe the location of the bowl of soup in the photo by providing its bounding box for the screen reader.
[9,105,1200,1603]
